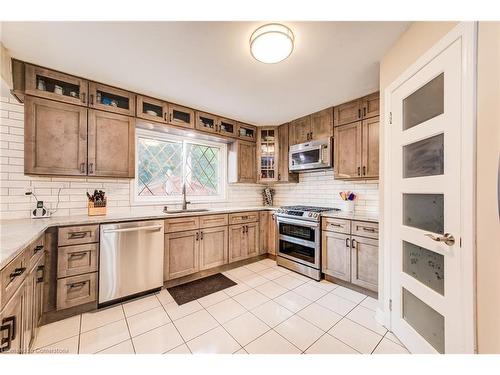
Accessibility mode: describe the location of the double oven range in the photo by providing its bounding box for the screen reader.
[275,205,339,280]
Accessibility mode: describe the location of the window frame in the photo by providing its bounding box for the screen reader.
[131,128,227,206]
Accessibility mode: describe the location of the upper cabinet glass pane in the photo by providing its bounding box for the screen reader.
[36,74,80,99]
[97,90,130,110]
[403,134,444,178]
[403,73,444,130]
[403,193,444,234]
[403,241,444,295]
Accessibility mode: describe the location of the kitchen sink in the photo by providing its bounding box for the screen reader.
[163,208,210,214]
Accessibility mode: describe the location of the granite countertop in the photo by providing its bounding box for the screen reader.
[321,210,379,223]
[0,206,278,269]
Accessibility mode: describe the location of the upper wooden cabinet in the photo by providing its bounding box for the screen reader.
[136,95,168,123]
[168,104,195,129]
[25,64,88,107]
[195,111,218,134]
[334,92,379,127]
[24,96,88,176]
[89,82,135,116]
[289,108,333,145]
[334,117,379,180]
[218,117,237,138]
[87,110,135,178]
[289,115,310,145]
[277,123,298,183]
[237,123,257,142]
[228,140,257,183]
[257,127,278,182]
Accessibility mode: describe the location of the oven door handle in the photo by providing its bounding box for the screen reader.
[276,217,320,228]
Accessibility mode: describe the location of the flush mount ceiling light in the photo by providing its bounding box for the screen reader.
[250,23,294,64]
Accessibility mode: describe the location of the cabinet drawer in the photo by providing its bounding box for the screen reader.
[229,211,259,225]
[58,225,99,246]
[0,250,28,311]
[27,235,45,271]
[351,221,379,239]
[199,214,228,229]
[322,217,351,234]
[164,216,200,233]
[57,243,99,278]
[57,272,97,310]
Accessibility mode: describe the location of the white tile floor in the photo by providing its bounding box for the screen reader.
[32,258,409,354]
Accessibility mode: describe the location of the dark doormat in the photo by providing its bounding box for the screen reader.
[167,273,237,305]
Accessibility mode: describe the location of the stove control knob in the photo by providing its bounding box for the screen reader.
[313,213,319,218]
[308,212,312,217]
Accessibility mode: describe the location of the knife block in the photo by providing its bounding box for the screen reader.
[88,200,107,216]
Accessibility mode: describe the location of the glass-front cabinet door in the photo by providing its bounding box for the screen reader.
[168,104,195,129]
[89,82,136,116]
[237,123,257,142]
[258,127,278,182]
[218,117,237,137]
[25,64,88,106]
[195,111,218,134]
[136,95,168,123]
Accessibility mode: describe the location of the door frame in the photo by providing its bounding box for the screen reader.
[381,22,477,353]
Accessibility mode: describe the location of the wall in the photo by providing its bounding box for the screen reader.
[273,170,379,214]
[475,21,500,354]
[0,93,263,220]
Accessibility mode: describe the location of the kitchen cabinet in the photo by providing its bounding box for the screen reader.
[87,110,135,178]
[229,223,259,262]
[289,109,333,146]
[334,116,379,180]
[289,115,311,145]
[321,217,378,293]
[277,123,298,183]
[259,211,277,255]
[268,212,277,255]
[137,95,169,123]
[24,96,88,176]
[199,226,228,270]
[218,117,237,138]
[195,111,218,134]
[0,284,24,353]
[334,92,379,127]
[228,140,257,183]
[236,123,257,142]
[25,64,88,107]
[164,230,200,280]
[257,127,279,182]
[168,103,195,129]
[89,82,135,116]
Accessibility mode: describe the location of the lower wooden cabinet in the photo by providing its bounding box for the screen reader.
[164,230,200,281]
[350,235,378,291]
[56,272,97,310]
[259,211,277,255]
[199,226,228,270]
[229,222,259,262]
[322,231,351,282]
[0,283,24,353]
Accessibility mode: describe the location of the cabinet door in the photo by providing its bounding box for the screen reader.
[334,99,362,126]
[218,117,237,137]
[334,121,362,179]
[361,92,379,119]
[0,284,24,354]
[24,96,88,176]
[350,236,378,292]
[33,256,45,338]
[239,141,257,183]
[246,222,259,258]
[361,116,379,179]
[89,82,135,116]
[277,123,298,183]
[22,271,34,353]
[321,231,351,282]
[310,108,333,140]
[199,226,228,270]
[237,123,257,142]
[268,212,277,255]
[259,212,269,255]
[164,230,199,280]
[195,111,218,134]
[25,64,88,106]
[289,116,311,145]
[137,95,168,123]
[168,104,195,129]
[229,225,247,262]
[88,110,135,178]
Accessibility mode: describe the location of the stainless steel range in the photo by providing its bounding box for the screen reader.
[275,205,340,280]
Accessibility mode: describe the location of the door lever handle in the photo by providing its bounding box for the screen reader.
[424,233,455,246]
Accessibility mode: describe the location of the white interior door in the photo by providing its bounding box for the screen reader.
[387,24,475,354]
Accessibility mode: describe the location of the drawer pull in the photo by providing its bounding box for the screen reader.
[68,231,90,239]
[0,316,16,352]
[68,251,88,259]
[9,267,26,281]
[68,281,87,289]
[361,227,376,233]
[34,244,44,253]
[241,216,249,220]
[330,223,343,227]
[36,265,45,283]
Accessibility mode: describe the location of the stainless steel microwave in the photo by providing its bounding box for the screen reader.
[289,138,333,171]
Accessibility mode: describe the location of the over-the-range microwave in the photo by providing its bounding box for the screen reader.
[289,138,333,172]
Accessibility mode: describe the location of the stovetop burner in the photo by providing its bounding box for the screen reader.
[276,205,341,221]
[281,205,340,213]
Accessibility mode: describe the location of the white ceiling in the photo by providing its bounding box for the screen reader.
[1,22,409,125]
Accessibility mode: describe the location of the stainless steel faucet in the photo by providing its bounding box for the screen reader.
[181,183,191,210]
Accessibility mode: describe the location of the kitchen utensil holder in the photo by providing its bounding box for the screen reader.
[88,200,107,216]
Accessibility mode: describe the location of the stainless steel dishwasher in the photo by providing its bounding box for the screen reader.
[99,220,164,305]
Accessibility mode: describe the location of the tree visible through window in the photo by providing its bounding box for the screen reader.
[136,132,223,200]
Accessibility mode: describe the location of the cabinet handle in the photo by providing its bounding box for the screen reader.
[9,267,26,281]
[90,94,94,106]
[164,112,167,121]
[0,316,16,352]
[330,223,342,227]
[89,163,94,174]
[363,107,367,117]
[68,281,87,289]
[357,167,361,176]
[81,92,86,104]
[358,109,361,119]
[196,232,199,241]
[278,173,281,181]
[351,239,357,249]
[68,231,89,239]
[36,265,45,283]
[345,237,350,248]
[362,227,376,233]
[34,244,44,253]
[80,162,85,174]
[69,251,88,259]
[169,113,173,122]
[200,231,203,240]
[363,166,366,176]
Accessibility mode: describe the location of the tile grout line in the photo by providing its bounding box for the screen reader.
[121,303,136,354]
[156,293,190,351]
[77,314,82,354]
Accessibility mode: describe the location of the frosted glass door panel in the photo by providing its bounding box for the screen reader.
[403,194,444,234]
[403,134,444,178]
[403,241,444,295]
